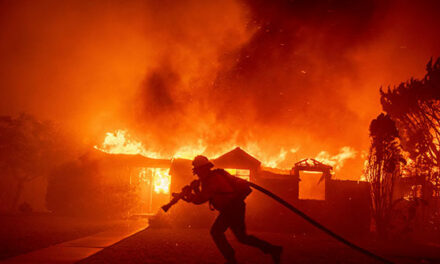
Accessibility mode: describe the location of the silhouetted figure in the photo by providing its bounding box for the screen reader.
[183,155,282,264]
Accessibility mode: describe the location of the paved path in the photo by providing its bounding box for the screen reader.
[77,228,440,264]
[77,228,381,264]
[1,220,148,264]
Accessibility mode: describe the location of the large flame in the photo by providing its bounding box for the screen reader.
[315,147,357,171]
[95,129,357,181]
[2,0,439,188]
[95,130,171,194]
[138,168,171,194]
[150,168,171,194]
[94,130,164,158]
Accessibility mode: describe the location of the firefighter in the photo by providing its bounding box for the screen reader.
[183,155,283,264]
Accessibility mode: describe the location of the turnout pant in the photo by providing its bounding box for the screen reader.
[210,201,274,261]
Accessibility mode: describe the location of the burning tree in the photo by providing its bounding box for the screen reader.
[380,58,440,198]
[365,113,405,239]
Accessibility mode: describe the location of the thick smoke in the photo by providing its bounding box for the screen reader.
[129,0,440,178]
[1,0,440,179]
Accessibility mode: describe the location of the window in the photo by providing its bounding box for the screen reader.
[225,168,250,181]
[298,171,325,200]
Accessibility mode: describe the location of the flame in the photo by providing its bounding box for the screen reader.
[258,148,288,168]
[173,139,207,159]
[315,146,357,171]
[95,130,171,194]
[239,144,299,169]
[225,168,250,181]
[150,168,171,194]
[95,129,207,160]
[94,130,164,158]
[96,130,357,182]
[138,167,170,194]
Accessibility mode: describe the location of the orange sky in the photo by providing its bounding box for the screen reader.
[1,0,439,179]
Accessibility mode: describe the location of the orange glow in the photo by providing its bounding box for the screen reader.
[138,167,170,194]
[94,130,164,158]
[95,130,357,177]
[299,171,325,200]
[315,147,357,171]
[150,168,171,194]
[173,140,207,160]
[95,129,206,160]
[95,130,171,194]
[2,0,439,186]
[225,168,250,181]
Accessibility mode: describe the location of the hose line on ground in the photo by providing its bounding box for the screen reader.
[249,182,393,264]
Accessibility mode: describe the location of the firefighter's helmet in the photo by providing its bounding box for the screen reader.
[192,155,214,169]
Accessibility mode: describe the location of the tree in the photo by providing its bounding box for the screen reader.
[0,114,68,212]
[46,157,139,218]
[366,113,405,239]
[380,58,440,198]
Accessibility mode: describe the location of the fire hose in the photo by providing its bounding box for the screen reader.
[248,182,393,264]
[162,181,393,264]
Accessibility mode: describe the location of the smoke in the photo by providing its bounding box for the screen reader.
[1,0,440,179]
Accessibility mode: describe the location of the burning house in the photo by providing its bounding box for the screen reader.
[88,150,172,215]
[163,147,370,236]
[213,147,260,182]
[44,149,173,217]
[42,129,370,234]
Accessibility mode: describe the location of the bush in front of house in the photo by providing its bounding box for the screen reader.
[46,159,138,218]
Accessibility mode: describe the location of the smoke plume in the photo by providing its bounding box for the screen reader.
[1,0,440,178]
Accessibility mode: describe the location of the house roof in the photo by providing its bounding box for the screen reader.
[293,158,332,171]
[213,147,261,170]
[85,149,171,168]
